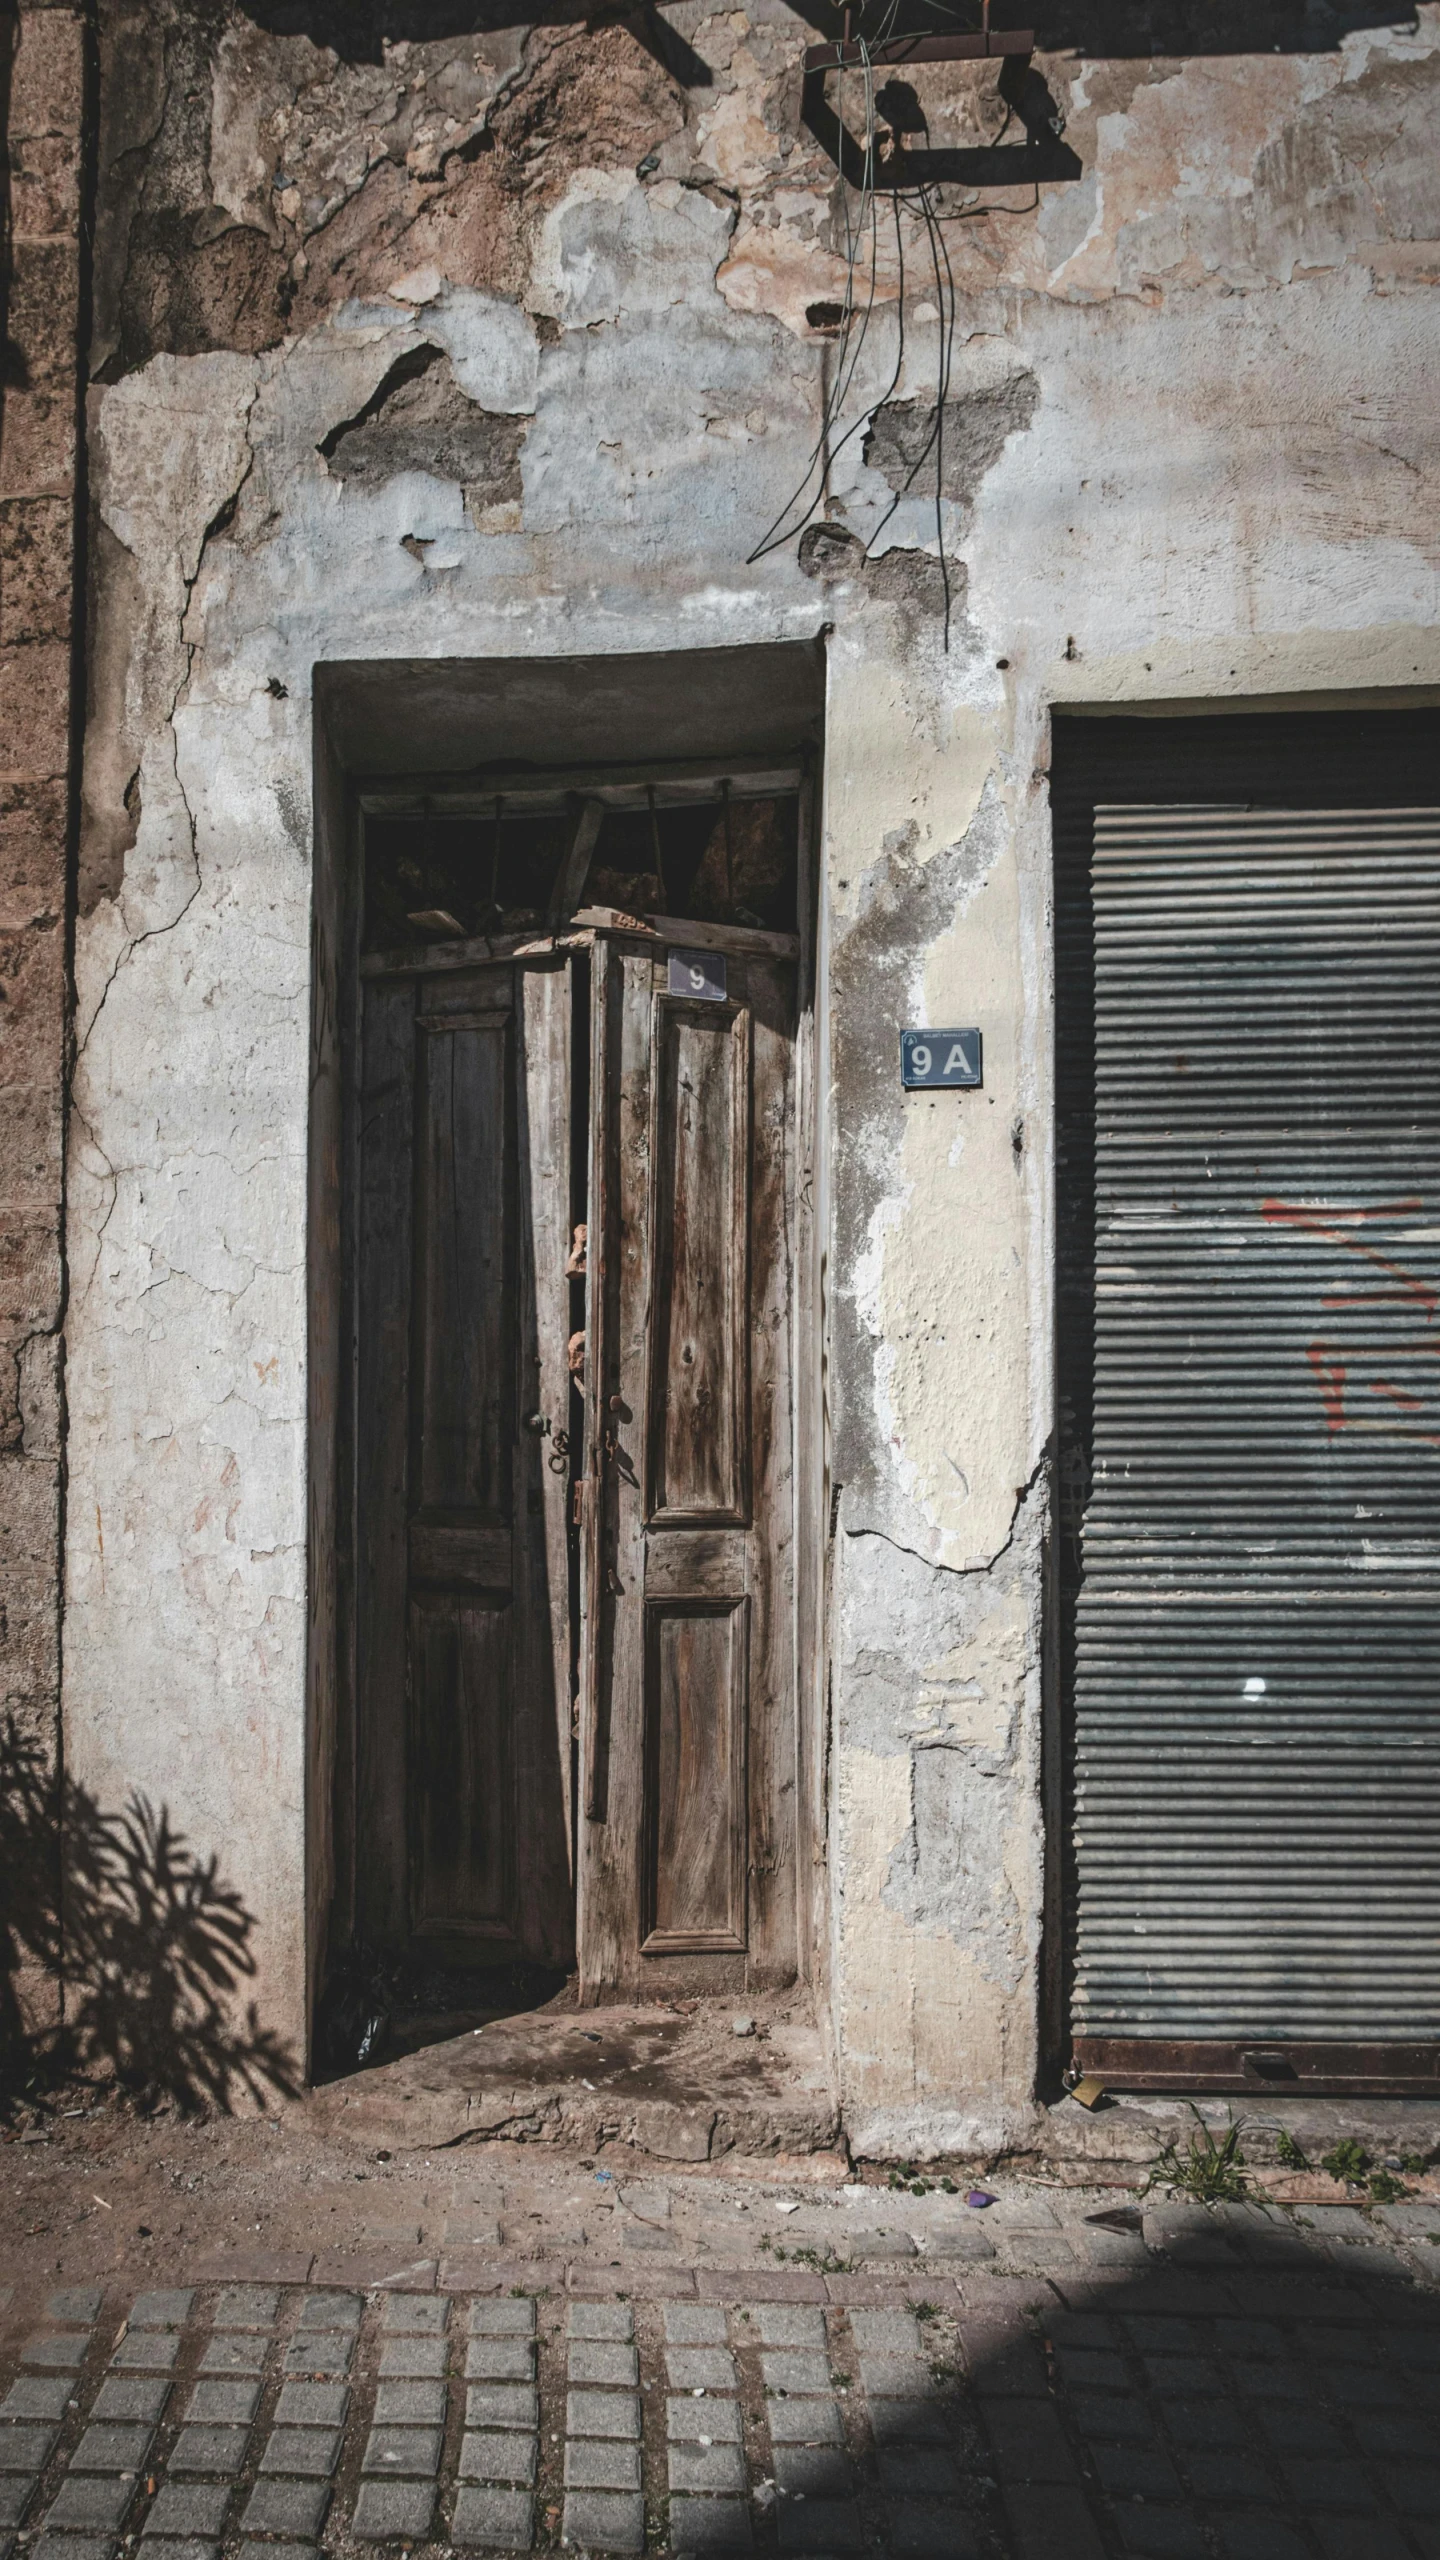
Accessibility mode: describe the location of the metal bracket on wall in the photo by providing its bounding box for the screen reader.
[801,27,1081,190]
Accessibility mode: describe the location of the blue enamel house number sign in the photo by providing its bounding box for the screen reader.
[900,1027,983,1090]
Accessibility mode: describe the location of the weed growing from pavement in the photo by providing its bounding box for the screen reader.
[1144,2105,1250,2204]
[1275,2129,1310,2170]
[760,2239,851,2274]
[1321,2137,1371,2185]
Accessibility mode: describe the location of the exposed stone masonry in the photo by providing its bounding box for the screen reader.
[0,0,88,2054]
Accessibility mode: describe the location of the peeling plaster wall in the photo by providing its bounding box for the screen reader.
[63,0,1440,2123]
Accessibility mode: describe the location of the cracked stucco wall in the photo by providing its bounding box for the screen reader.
[62,0,1440,2124]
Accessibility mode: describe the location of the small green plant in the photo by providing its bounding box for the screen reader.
[940,2177,958,2194]
[1143,2106,1250,2205]
[1275,2130,1309,2171]
[914,2301,940,2323]
[1401,2151,1430,2174]
[1321,2138,1370,2185]
[1367,2169,1409,2205]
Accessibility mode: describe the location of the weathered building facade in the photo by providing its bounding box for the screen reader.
[3,0,1438,2146]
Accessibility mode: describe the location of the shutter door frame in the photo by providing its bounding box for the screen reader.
[1052,707,1440,2098]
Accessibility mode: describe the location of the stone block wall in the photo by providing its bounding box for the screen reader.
[0,0,87,2058]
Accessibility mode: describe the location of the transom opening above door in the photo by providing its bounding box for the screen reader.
[359,757,804,956]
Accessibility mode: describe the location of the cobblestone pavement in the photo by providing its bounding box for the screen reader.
[3,2188,1440,2560]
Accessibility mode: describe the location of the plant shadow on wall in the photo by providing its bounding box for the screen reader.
[0,1720,299,2122]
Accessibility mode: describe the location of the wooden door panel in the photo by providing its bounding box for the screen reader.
[408,1595,513,1939]
[579,937,797,1998]
[355,954,575,1973]
[643,1599,748,1952]
[414,1006,511,1525]
[645,1002,750,1523]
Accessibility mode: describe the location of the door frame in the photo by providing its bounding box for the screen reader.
[310,745,826,2044]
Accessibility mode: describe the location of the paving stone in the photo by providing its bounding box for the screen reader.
[961,2330,1050,2399]
[2,2379,73,2422]
[237,2544,313,2560]
[351,2483,434,2542]
[848,2310,922,2356]
[199,2339,266,2378]
[885,2504,979,2559]
[466,2336,535,2382]
[568,2390,642,2441]
[45,2292,103,2327]
[281,2335,351,2379]
[919,2227,994,2261]
[465,2384,539,2430]
[0,2428,56,2474]
[30,2539,117,2560]
[666,2347,738,2390]
[1279,2459,1375,2510]
[91,2379,170,2425]
[1186,2453,1284,2503]
[666,2392,745,2445]
[376,2334,446,2380]
[1055,2345,1128,2392]
[361,2426,443,2479]
[766,2398,841,2446]
[664,2306,728,2346]
[773,2448,854,2497]
[1315,2524,1416,2560]
[1069,2391,1153,2443]
[563,2440,640,2492]
[183,2380,261,2426]
[858,2354,936,2399]
[561,2488,642,2551]
[141,2485,230,2539]
[777,2501,865,2552]
[127,2294,193,2332]
[983,2400,1078,2484]
[846,2231,918,2261]
[667,2495,753,2553]
[239,2482,329,2540]
[458,2434,537,2484]
[44,2482,135,2535]
[213,2289,278,2331]
[0,2489,33,2532]
[1166,2397,1247,2451]
[70,2426,153,2474]
[761,2351,831,2396]
[109,2337,178,2373]
[266,2375,345,2416]
[1388,2464,1440,2517]
[142,2539,218,2560]
[1115,2512,1208,2558]
[567,2302,632,2342]
[367,2379,438,2426]
[452,2486,532,2549]
[259,2429,342,2479]
[568,2341,639,2387]
[379,2292,449,2335]
[866,2399,948,2447]
[667,2442,747,2493]
[169,2426,251,2476]
[875,2450,961,2497]
[750,2307,826,2349]
[1216,2520,1312,2560]
[1143,2354,1221,2397]
[294,2293,360,2332]
[23,2338,88,2371]
[621,2228,675,2254]
[1092,2443,1183,2501]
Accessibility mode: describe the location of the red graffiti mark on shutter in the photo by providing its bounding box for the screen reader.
[1305,1340,1347,1432]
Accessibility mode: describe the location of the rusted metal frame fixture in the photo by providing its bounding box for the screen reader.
[801,24,1038,192]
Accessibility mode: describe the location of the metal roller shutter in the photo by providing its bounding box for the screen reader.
[1057,778,1440,2092]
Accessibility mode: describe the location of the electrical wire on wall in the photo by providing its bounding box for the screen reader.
[749,3,1039,651]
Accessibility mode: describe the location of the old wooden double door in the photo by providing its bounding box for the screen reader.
[355,930,799,1998]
